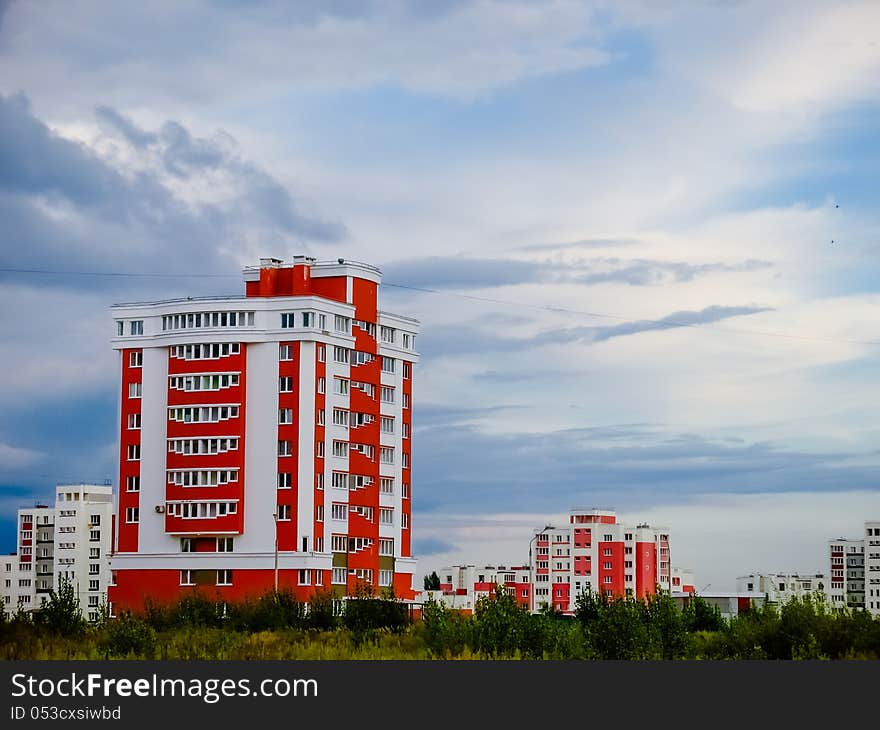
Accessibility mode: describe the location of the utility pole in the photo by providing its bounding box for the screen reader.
[273,510,279,594]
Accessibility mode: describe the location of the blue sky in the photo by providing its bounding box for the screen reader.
[1,0,880,588]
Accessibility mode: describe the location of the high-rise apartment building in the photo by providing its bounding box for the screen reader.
[735,573,828,605]
[0,484,114,622]
[108,257,419,612]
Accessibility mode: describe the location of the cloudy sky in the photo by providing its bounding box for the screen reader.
[1,0,879,590]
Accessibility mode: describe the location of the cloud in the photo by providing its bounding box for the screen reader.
[590,304,774,342]
[0,94,344,288]
[412,537,457,557]
[382,255,773,290]
[516,238,641,252]
[0,442,43,469]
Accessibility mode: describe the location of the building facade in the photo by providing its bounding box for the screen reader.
[867,521,880,616]
[108,257,419,612]
[829,537,865,611]
[1,484,114,622]
[735,573,828,605]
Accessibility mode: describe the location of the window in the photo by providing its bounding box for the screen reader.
[217,537,233,552]
[217,570,233,586]
[352,350,372,366]
[128,382,142,398]
[281,313,295,328]
[332,441,349,458]
[317,377,325,394]
[331,472,348,489]
[380,477,394,494]
[333,377,349,396]
[88,563,100,576]
[402,482,410,499]
[381,356,395,373]
[276,505,291,521]
[379,508,394,525]
[379,570,393,587]
[379,538,394,556]
[279,376,293,393]
[125,507,139,524]
[334,315,351,334]
[180,570,194,586]
[331,504,347,521]
[317,344,325,362]
[88,595,99,608]
[117,321,124,336]
[402,333,413,348]
[181,538,194,553]
[316,409,325,426]
[380,386,395,403]
[302,312,315,328]
[380,326,395,344]
[316,473,324,490]
[380,416,394,434]
[126,476,140,492]
[402,452,409,468]
[332,408,349,427]
[127,413,141,429]
[89,579,100,592]
[318,314,326,330]
[279,344,293,361]
[403,362,411,379]
[315,505,324,522]
[130,320,143,336]
[127,444,140,461]
[603,576,612,584]
[332,535,348,552]
[334,346,349,364]
[90,529,101,541]
[403,423,410,439]
[129,351,142,367]
[89,548,100,559]
[380,447,394,465]
[332,567,347,584]
[402,394,410,409]
[278,440,292,457]
[401,512,409,529]
[279,408,294,425]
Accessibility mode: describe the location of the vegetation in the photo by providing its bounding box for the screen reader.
[423,571,441,591]
[2,586,879,660]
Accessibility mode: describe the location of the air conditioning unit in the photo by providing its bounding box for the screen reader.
[154,505,166,514]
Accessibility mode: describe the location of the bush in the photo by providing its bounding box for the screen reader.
[101,612,157,658]
[35,580,86,637]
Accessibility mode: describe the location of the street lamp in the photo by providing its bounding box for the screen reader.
[528,524,554,614]
[272,510,279,594]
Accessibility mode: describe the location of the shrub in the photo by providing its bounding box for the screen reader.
[101,612,157,658]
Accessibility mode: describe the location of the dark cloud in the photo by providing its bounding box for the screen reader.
[0,94,344,291]
[591,304,773,342]
[382,255,773,291]
[412,537,456,556]
[412,422,880,516]
[417,305,773,358]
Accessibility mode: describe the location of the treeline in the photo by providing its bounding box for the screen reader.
[3,582,880,659]
[422,588,880,659]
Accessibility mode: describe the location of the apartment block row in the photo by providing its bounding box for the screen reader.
[0,484,114,621]
[427,508,695,614]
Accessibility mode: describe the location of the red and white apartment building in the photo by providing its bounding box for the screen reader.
[829,521,880,615]
[430,509,694,615]
[108,257,419,612]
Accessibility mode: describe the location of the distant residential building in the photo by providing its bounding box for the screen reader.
[829,537,866,611]
[0,484,114,622]
[735,573,828,605]
[428,508,691,615]
[863,521,880,616]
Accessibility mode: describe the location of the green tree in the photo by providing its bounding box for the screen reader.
[36,579,86,636]
[423,571,441,591]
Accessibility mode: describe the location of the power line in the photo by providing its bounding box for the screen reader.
[1,266,878,348]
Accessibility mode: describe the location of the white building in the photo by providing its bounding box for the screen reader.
[0,484,115,622]
[735,573,828,605]
[863,521,880,616]
[829,537,865,611]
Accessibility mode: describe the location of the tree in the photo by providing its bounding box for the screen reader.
[423,571,441,591]
[36,579,86,636]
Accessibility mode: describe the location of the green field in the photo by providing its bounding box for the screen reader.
[3,584,879,660]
